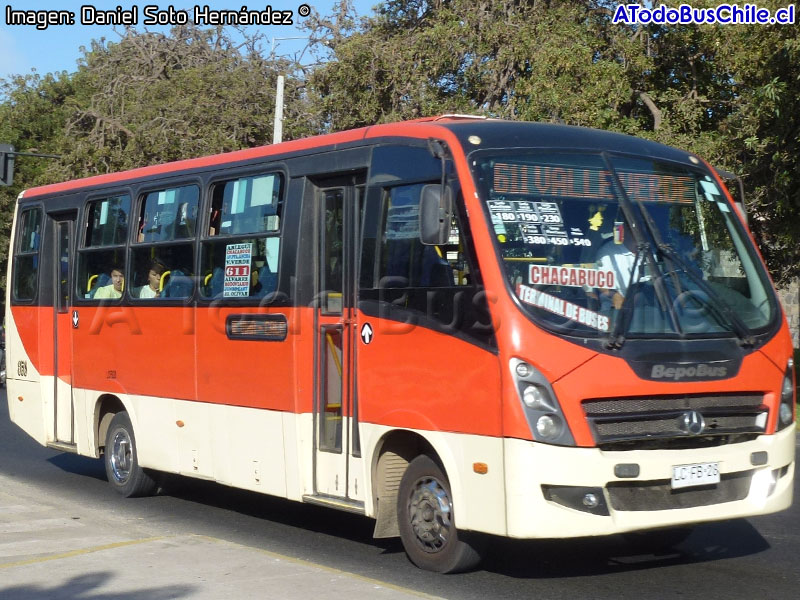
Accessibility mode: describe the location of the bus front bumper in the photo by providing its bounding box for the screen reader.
[504,426,795,539]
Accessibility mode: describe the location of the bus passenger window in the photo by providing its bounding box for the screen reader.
[137,185,198,243]
[77,195,131,301]
[131,185,198,300]
[12,207,43,302]
[201,173,283,301]
[85,194,130,246]
[207,174,281,237]
[201,238,279,300]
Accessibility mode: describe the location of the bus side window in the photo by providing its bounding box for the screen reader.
[131,185,198,300]
[78,195,131,300]
[200,173,283,301]
[377,184,469,289]
[359,180,493,347]
[12,207,43,302]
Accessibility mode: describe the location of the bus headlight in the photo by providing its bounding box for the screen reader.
[777,361,795,431]
[511,358,575,446]
[523,385,556,412]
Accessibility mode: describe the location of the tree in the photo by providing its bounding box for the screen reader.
[53,24,308,179]
[0,71,75,287]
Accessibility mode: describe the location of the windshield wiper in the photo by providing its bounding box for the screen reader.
[655,242,755,346]
[605,240,647,349]
[600,153,682,347]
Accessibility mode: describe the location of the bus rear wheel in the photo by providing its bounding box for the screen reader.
[104,411,157,498]
[397,455,482,573]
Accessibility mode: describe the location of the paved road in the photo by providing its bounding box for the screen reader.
[1,390,799,599]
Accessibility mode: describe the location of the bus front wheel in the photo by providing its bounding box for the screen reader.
[104,411,157,498]
[397,454,482,573]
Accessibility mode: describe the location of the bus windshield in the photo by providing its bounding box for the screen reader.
[473,152,776,339]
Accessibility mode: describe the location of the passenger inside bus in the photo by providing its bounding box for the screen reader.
[137,260,166,298]
[93,265,124,299]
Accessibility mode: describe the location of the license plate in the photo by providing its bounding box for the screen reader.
[671,462,720,489]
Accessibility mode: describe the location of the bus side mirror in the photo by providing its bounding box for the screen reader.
[419,184,453,246]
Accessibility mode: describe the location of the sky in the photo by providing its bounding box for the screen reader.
[0,1,377,80]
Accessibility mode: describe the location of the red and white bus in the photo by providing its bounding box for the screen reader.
[5,116,795,572]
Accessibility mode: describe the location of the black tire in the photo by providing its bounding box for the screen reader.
[104,411,157,498]
[397,454,482,573]
[623,526,693,552]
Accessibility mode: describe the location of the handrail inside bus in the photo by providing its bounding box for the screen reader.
[160,271,171,292]
[325,332,343,379]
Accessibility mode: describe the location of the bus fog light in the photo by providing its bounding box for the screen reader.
[535,414,562,439]
[750,468,779,498]
[582,493,599,508]
[779,403,793,426]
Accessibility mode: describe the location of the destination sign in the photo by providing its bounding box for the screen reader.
[493,163,695,204]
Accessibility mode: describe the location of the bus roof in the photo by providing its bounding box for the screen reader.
[21,117,697,199]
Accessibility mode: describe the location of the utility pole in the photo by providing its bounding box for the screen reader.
[0,144,61,186]
[270,36,309,145]
[273,76,285,145]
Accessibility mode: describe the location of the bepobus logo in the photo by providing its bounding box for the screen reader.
[651,363,728,381]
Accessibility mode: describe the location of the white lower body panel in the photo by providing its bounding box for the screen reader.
[505,426,795,538]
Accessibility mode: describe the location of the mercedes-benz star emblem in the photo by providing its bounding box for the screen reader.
[679,410,706,436]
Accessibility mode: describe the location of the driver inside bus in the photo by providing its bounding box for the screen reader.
[595,221,637,310]
[94,265,125,299]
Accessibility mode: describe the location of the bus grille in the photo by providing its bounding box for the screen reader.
[583,394,766,447]
[607,471,752,511]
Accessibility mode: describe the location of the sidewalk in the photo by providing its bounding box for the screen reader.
[0,473,440,600]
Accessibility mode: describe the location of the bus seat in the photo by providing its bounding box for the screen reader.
[208,267,224,297]
[162,269,193,298]
[421,245,453,287]
[256,265,277,297]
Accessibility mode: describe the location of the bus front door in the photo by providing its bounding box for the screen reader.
[313,179,364,505]
[49,214,76,447]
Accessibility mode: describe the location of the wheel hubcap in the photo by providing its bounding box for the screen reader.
[408,476,452,553]
[109,429,132,484]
